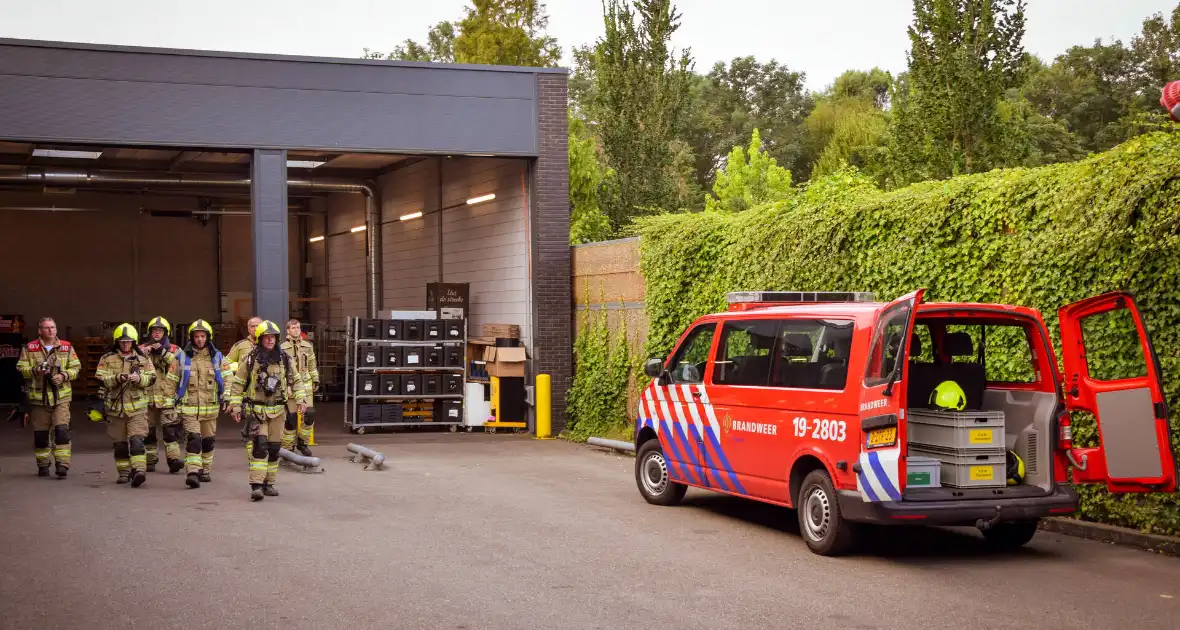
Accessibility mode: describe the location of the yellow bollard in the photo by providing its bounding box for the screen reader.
[535,373,553,439]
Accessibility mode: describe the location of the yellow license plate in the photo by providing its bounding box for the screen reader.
[867,427,897,447]
[969,465,995,481]
[969,429,994,445]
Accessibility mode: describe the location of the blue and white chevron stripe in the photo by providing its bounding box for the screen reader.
[857,448,902,502]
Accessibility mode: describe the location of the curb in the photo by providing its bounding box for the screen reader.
[1039,517,1180,556]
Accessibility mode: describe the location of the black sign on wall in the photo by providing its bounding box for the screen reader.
[426,283,470,320]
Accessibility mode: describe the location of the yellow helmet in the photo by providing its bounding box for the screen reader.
[930,380,967,411]
[147,316,171,336]
[112,323,139,344]
[188,319,214,339]
[87,408,104,422]
[254,320,281,342]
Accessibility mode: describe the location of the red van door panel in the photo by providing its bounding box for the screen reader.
[1059,292,1176,492]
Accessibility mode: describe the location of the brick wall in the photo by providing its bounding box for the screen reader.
[533,73,572,431]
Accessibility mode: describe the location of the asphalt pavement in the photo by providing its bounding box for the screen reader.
[0,406,1178,629]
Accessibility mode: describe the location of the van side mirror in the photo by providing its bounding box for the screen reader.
[644,358,665,379]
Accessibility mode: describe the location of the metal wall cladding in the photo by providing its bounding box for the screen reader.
[0,41,543,155]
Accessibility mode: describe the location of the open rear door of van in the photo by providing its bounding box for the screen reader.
[856,289,925,502]
[1059,292,1176,492]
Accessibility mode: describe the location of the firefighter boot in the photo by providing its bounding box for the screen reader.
[55,462,68,478]
[38,466,50,477]
[144,427,159,472]
[185,473,201,489]
[297,442,313,458]
[35,430,51,476]
[250,485,265,501]
[116,468,131,484]
[52,427,71,477]
[168,459,184,474]
[114,443,131,484]
[263,483,279,497]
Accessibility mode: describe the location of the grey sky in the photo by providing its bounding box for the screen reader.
[1,1,1174,91]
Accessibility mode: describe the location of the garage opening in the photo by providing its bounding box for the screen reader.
[0,141,535,443]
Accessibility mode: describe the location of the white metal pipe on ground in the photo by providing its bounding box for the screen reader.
[278,448,322,469]
[587,437,635,453]
[346,443,386,470]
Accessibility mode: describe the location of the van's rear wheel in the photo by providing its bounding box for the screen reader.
[635,440,687,506]
[797,469,856,556]
[981,520,1039,549]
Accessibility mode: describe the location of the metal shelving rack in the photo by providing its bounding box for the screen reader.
[344,315,466,434]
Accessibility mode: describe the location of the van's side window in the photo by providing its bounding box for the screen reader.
[865,307,909,386]
[772,319,855,390]
[668,323,715,384]
[713,320,778,386]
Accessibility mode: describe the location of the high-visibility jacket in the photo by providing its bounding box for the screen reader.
[280,336,319,394]
[175,346,232,417]
[95,351,156,417]
[17,340,82,406]
[227,348,307,418]
[140,342,180,409]
[226,338,254,369]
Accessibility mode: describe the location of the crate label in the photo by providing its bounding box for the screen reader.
[907,472,931,486]
[969,465,995,481]
[969,429,994,444]
[363,382,373,392]
[449,409,459,418]
[407,355,419,364]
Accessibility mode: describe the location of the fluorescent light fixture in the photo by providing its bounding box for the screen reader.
[399,211,423,221]
[467,193,496,205]
[32,149,102,160]
[350,225,367,233]
[309,235,325,243]
[286,160,326,169]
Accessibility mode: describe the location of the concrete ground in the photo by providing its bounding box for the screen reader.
[1,403,1179,629]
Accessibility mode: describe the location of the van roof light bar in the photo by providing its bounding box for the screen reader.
[726,291,877,305]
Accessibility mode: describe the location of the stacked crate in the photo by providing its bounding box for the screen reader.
[74,337,107,399]
[908,409,1007,488]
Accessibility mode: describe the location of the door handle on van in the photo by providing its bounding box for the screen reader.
[861,414,898,431]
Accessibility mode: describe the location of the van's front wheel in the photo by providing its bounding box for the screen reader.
[981,520,1039,549]
[797,469,856,556]
[635,440,687,506]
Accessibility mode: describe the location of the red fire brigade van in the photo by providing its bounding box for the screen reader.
[635,290,1176,555]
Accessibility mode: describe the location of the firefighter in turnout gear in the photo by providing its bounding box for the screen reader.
[175,320,233,488]
[227,315,261,460]
[96,323,157,487]
[280,319,319,457]
[140,316,181,473]
[228,320,308,501]
[16,317,82,477]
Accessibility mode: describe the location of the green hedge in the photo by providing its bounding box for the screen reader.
[634,131,1180,534]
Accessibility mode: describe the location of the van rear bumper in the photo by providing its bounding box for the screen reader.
[837,485,1079,526]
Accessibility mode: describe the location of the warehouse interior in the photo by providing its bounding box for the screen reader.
[0,141,533,415]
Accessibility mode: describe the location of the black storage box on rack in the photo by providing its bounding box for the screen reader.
[381,345,403,368]
[425,346,443,367]
[444,319,465,340]
[425,320,444,342]
[435,399,463,423]
[357,373,380,396]
[380,374,401,396]
[357,404,382,425]
[423,373,441,395]
[381,402,404,423]
[404,320,424,341]
[382,320,403,341]
[403,346,424,368]
[444,374,463,395]
[360,319,382,340]
[359,345,380,367]
[444,346,464,367]
[401,374,421,395]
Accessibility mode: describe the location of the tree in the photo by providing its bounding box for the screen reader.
[453,0,561,66]
[805,69,893,180]
[891,0,1028,182]
[683,57,813,190]
[590,0,696,229]
[705,129,793,212]
[1023,41,1134,152]
[569,115,613,243]
[363,1,558,67]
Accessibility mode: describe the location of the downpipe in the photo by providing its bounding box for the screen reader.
[347,443,386,470]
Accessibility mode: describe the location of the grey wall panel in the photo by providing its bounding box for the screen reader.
[251,149,289,325]
[0,41,542,155]
[379,159,439,311]
[324,193,367,323]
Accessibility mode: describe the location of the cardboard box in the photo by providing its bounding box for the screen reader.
[426,283,469,320]
[483,346,526,378]
[482,323,520,339]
